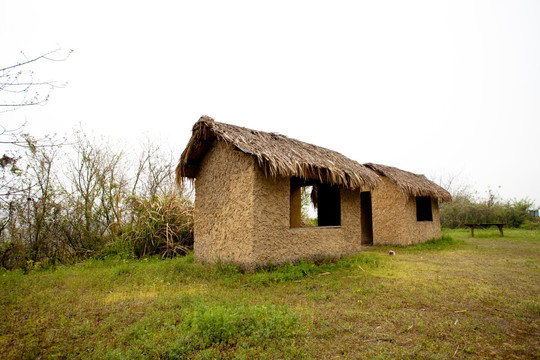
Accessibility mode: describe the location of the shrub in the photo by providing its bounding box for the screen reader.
[520,219,540,230]
[125,191,193,258]
[440,197,534,229]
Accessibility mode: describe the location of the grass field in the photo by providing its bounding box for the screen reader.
[1,229,538,359]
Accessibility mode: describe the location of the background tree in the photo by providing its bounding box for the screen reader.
[0,49,72,113]
[436,174,535,229]
[1,49,72,242]
[1,48,72,153]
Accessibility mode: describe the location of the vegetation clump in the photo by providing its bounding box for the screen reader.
[440,186,535,229]
[170,304,302,352]
[0,133,194,270]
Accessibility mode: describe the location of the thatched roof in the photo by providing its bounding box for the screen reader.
[176,116,380,190]
[364,163,452,202]
[176,116,452,202]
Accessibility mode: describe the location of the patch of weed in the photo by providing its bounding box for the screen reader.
[113,264,134,278]
[244,253,386,286]
[343,252,385,268]
[248,261,319,286]
[214,258,241,276]
[162,304,303,358]
[407,234,465,251]
[523,299,540,316]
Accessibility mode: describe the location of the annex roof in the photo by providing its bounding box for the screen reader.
[364,163,452,202]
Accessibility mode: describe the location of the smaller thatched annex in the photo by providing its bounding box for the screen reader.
[176,116,451,269]
[364,163,451,246]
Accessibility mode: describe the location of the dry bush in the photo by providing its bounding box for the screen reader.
[0,131,194,269]
[126,191,193,258]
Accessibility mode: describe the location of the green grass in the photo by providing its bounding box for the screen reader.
[1,229,539,359]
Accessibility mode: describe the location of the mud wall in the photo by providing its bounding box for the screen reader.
[250,167,364,268]
[406,197,442,243]
[193,143,441,268]
[193,141,257,265]
[371,177,441,245]
[371,177,410,245]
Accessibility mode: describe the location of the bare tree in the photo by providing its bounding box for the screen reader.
[135,141,176,198]
[0,48,72,155]
[0,134,65,268]
[432,172,474,202]
[0,49,72,113]
[0,131,195,268]
[23,138,61,262]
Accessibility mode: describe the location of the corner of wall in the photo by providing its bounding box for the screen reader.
[193,142,257,267]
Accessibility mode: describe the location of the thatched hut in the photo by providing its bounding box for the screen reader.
[364,163,451,245]
[176,116,450,269]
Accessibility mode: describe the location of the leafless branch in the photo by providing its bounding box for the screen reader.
[0,49,72,72]
[0,48,72,112]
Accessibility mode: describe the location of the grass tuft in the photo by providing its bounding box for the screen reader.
[249,261,319,285]
[341,252,384,268]
[408,234,465,251]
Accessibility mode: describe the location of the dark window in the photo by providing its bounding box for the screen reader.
[416,196,433,221]
[317,183,341,226]
[290,178,340,228]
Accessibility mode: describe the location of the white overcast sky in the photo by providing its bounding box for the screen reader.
[1,0,539,206]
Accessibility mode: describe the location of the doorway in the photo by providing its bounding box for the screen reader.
[361,191,373,245]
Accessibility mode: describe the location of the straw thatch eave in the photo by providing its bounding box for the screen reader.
[364,163,452,202]
[176,116,380,190]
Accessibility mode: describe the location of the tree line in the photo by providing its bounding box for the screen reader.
[0,132,193,270]
[438,178,536,229]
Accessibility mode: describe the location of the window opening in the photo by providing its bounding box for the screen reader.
[290,178,340,228]
[416,196,433,221]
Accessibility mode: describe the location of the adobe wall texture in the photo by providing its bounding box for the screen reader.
[406,197,442,243]
[193,141,257,266]
[193,144,441,268]
[250,167,364,268]
[371,177,441,246]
